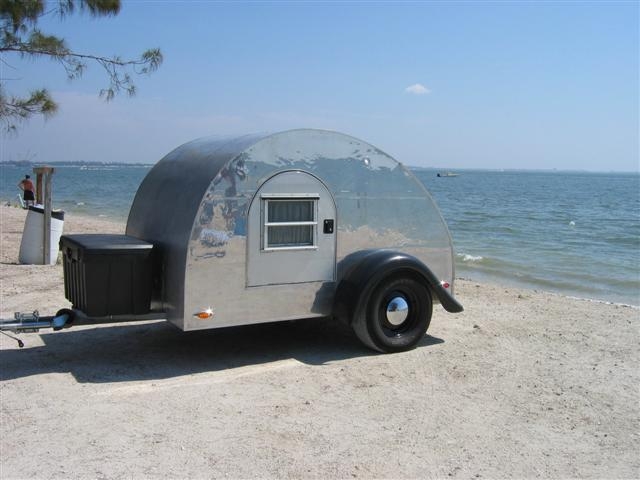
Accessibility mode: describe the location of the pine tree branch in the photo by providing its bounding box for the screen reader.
[0,87,57,132]
[1,45,162,70]
[0,0,163,131]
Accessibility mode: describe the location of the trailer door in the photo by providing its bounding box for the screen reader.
[247,170,336,287]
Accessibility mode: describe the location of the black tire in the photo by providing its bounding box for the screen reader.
[352,274,432,353]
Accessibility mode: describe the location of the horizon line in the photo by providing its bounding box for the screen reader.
[1,160,638,175]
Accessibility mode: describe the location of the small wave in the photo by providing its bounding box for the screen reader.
[457,253,483,262]
[565,296,639,309]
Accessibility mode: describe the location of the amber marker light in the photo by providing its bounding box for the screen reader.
[194,308,214,319]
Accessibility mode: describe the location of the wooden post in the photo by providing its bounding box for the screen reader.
[35,172,44,205]
[32,166,55,264]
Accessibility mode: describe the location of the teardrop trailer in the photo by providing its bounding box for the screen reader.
[1,129,462,353]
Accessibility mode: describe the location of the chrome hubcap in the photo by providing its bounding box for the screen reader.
[386,296,409,326]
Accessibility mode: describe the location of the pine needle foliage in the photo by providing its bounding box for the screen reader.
[0,0,163,132]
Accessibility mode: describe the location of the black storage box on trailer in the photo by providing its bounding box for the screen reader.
[60,234,154,317]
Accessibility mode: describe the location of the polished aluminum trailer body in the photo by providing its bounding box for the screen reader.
[126,129,456,331]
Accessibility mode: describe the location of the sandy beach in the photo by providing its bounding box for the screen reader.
[0,204,638,479]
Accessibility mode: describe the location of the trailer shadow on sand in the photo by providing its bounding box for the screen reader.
[0,318,444,383]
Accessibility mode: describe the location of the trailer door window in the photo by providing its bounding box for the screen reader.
[263,197,318,250]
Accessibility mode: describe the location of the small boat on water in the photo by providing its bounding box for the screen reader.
[437,172,460,177]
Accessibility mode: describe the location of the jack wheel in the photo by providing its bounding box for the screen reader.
[54,308,75,330]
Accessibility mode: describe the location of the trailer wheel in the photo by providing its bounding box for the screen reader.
[353,274,432,353]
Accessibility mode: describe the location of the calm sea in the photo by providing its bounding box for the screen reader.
[1,164,638,306]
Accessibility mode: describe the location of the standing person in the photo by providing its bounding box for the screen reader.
[17,174,35,207]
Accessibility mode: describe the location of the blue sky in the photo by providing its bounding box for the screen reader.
[1,1,638,171]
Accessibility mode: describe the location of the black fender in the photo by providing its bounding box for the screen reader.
[333,250,463,324]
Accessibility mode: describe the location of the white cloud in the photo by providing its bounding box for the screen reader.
[405,83,431,95]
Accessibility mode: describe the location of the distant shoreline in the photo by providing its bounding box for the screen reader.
[2,162,638,174]
[0,161,153,167]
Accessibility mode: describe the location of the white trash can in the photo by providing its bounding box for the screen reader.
[18,205,65,265]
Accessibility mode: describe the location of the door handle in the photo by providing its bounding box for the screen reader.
[323,219,334,234]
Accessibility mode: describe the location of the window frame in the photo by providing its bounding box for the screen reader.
[261,193,319,251]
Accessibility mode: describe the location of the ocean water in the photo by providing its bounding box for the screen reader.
[416,169,640,306]
[1,164,638,306]
[1,164,149,222]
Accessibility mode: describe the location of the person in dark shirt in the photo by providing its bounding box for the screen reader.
[18,174,35,207]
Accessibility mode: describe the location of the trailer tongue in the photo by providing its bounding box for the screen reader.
[0,311,68,347]
[0,310,167,347]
